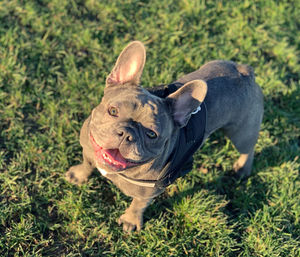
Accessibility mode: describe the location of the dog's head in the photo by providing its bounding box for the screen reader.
[89,41,207,172]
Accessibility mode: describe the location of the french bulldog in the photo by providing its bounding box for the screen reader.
[66,41,264,232]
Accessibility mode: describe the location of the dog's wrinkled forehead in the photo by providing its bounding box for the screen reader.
[102,86,171,133]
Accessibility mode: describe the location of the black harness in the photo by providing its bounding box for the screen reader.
[115,83,207,189]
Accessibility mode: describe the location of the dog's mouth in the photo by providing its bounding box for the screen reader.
[90,134,138,171]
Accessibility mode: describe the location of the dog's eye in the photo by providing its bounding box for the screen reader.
[108,106,118,117]
[146,130,157,139]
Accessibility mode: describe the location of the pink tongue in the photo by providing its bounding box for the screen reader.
[90,134,129,169]
[105,149,128,166]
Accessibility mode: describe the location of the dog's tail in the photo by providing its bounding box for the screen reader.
[236,64,255,83]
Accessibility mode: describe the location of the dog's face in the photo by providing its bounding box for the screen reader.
[88,41,207,172]
[90,86,175,171]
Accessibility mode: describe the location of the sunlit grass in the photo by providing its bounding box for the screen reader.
[0,0,299,256]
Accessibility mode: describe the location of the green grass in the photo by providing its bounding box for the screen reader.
[0,0,299,256]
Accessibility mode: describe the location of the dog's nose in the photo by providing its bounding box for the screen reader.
[117,128,135,142]
[125,134,133,142]
[117,130,124,137]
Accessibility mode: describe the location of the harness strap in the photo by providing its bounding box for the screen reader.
[118,173,157,187]
[154,101,206,188]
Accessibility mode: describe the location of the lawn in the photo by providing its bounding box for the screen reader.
[0,0,299,256]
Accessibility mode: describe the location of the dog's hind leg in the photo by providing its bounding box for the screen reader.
[233,151,254,178]
[224,120,261,178]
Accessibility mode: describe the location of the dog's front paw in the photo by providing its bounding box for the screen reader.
[65,165,89,185]
[118,212,143,232]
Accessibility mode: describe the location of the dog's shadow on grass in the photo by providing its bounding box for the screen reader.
[144,142,292,231]
[145,167,269,228]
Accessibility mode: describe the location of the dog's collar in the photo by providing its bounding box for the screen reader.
[97,167,157,187]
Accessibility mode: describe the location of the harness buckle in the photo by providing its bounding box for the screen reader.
[191,106,201,115]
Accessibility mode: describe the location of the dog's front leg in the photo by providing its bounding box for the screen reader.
[118,197,153,232]
[65,150,94,185]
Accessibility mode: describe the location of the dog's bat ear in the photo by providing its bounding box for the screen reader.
[167,80,207,127]
[106,41,146,87]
